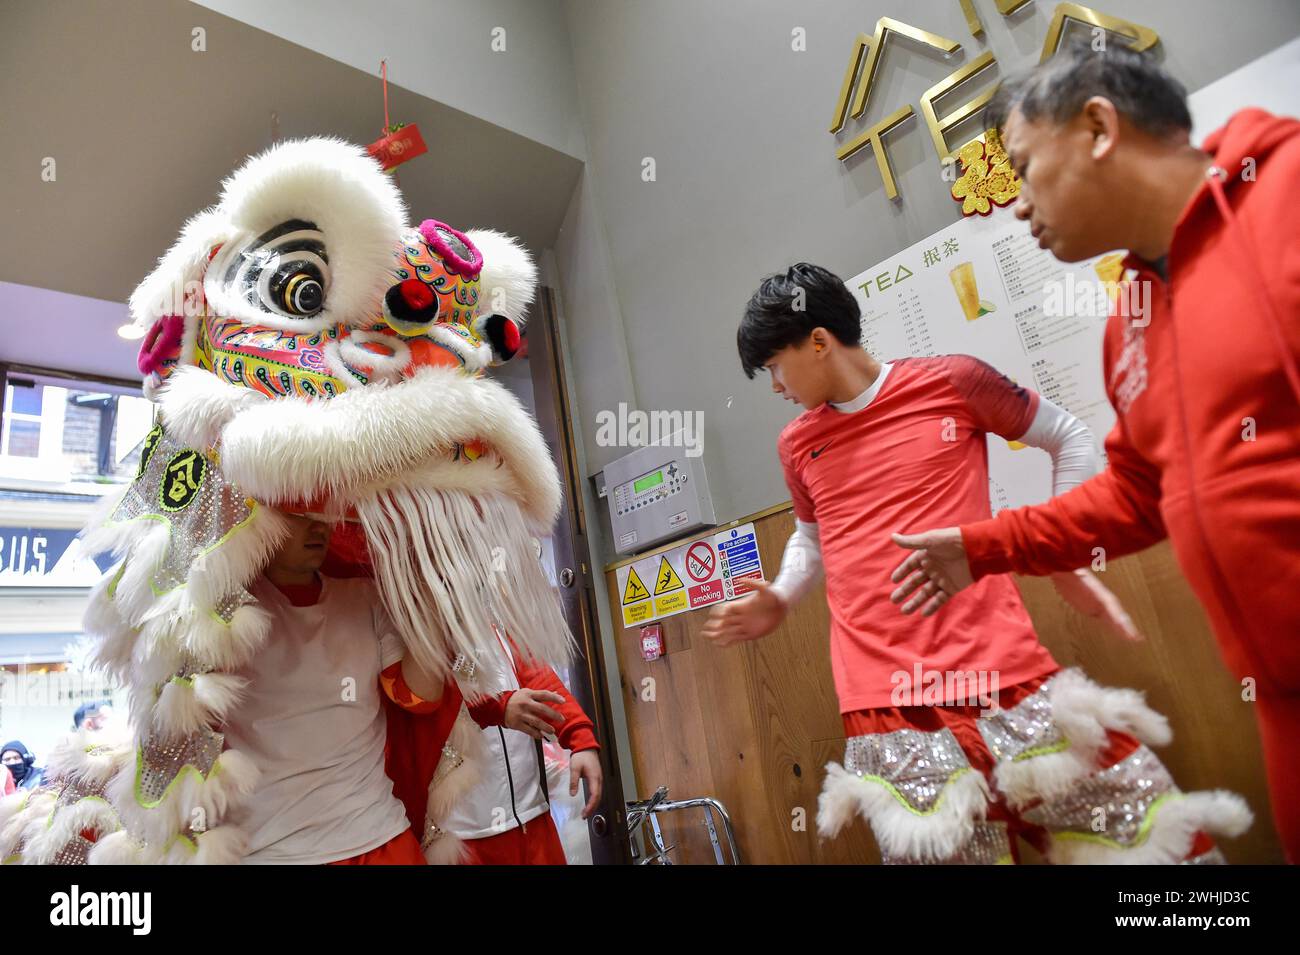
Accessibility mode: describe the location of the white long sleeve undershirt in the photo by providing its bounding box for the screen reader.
[768,517,823,606]
[1018,395,1101,497]
[767,375,1100,608]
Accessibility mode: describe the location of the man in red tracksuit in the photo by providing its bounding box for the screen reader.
[452,632,602,865]
[889,44,1300,860]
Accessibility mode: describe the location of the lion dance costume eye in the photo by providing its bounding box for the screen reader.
[0,138,570,864]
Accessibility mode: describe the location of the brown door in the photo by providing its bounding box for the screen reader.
[519,287,631,865]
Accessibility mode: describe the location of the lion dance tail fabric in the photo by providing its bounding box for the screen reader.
[0,138,572,864]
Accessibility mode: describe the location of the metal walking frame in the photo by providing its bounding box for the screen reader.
[625,786,742,864]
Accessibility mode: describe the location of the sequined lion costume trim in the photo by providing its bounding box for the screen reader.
[817,670,1252,864]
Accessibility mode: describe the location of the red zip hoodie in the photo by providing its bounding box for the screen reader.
[961,109,1300,692]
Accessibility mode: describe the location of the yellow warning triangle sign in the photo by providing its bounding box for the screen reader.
[653,556,684,595]
[622,566,650,604]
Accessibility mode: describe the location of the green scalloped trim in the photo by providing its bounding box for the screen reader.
[162,833,199,855]
[1012,735,1071,761]
[106,561,127,600]
[1051,792,1179,850]
[152,674,198,704]
[44,795,119,836]
[133,746,224,810]
[100,494,262,600]
[853,767,974,818]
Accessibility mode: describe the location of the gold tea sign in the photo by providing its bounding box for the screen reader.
[830,2,1160,201]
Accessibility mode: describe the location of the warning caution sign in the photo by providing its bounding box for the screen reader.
[654,590,688,616]
[623,601,653,626]
[653,556,684,595]
[615,522,763,629]
[622,566,650,604]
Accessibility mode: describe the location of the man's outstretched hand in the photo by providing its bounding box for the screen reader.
[891,529,1142,640]
[701,578,787,647]
[889,527,972,616]
[1049,568,1142,641]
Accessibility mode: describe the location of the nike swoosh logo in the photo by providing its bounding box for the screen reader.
[810,442,832,459]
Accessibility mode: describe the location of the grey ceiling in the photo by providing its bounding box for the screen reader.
[0,0,584,381]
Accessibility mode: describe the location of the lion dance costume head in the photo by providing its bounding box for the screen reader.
[0,138,572,864]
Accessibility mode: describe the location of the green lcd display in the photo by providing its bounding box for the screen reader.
[633,471,664,494]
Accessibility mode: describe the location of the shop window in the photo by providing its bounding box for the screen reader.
[0,370,150,489]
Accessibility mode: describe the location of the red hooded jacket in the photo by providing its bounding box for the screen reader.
[961,109,1300,692]
[386,646,596,851]
[464,654,599,754]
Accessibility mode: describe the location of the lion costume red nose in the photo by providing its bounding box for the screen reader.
[397,278,434,311]
[384,277,439,329]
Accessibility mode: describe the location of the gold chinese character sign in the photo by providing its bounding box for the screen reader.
[830,3,1159,202]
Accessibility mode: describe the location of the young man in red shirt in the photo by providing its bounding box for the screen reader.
[703,262,1249,864]
[890,45,1300,861]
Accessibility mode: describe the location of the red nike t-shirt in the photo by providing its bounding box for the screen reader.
[779,355,1058,712]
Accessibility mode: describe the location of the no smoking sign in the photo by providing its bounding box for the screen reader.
[686,541,716,582]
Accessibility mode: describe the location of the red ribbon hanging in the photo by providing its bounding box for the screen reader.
[381,58,390,133]
[367,59,428,171]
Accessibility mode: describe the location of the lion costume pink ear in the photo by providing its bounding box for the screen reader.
[127,208,232,395]
[466,228,536,366]
[136,314,186,376]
